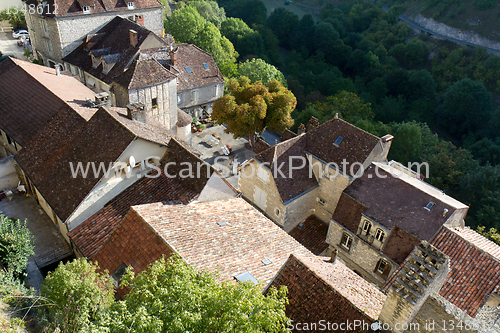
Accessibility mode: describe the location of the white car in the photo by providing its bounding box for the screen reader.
[12,30,29,39]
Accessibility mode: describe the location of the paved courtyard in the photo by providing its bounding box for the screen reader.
[0,195,72,291]
[192,125,255,187]
[0,32,29,59]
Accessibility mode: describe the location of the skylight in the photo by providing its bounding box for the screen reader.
[424,201,435,211]
[333,135,344,146]
[234,272,258,284]
[185,66,193,74]
[262,258,273,265]
[203,63,210,70]
[218,221,228,226]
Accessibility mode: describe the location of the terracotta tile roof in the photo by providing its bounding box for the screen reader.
[132,198,312,285]
[16,107,136,221]
[63,17,169,86]
[252,138,271,154]
[266,254,386,326]
[253,118,382,202]
[115,57,176,90]
[0,57,95,146]
[343,165,455,241]
[146,43,224,92]
[432,226,500,317]
[68,172,199,259]
[289,216,329,255]
[26,0,162,18]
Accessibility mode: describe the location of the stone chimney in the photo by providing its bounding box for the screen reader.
[380,134,394,161]
[129,29,138,47]
[127,102,146,123]
[297,123,306,135]
[170,47,178,66]
[306,116,319,132]
[379,242,449,332]
[329,248,338,263]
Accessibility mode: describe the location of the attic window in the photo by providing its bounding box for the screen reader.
[82,5,90,13]
[185,66,193,74]
[262,258,273,265]
[424,201,435,211]
[333,135,344,147]
[152,98,157,108]
[218,221,229,226]
[203,63,210,70]
[127,1,134,9]
[234,272,258,284]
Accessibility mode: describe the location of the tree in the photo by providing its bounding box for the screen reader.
[221,0,267,26]
[188,0,226,27]
[96,256,289,333]
[41,258,115,333]
[0,215,34,276]
[311,91,373,124]
[438,78,493,139]
[266,8,299,49]
[237,58,286,85]
[212,76,296,147]
[0,8,26,28]
[220,18,264,59]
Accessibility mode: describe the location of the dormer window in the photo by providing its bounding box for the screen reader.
[127,2,134,9]
[424,201,435,211]
[333,135,344,147]
[203,63,210,70]
[185,66,193,74]
[83,5,90,13]
[362,221,371,235]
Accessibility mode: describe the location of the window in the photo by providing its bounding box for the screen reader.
[362,221,371,235]
[42,20,47,33]
[82,5,90,13]
[318,198,326,206]
[192,90,198,101]
[6,135,12,145]
[424,201,435,211]
[333,135,344,147]
[375,229,385,242]
[152,98,157,107]
[375,259,391,277]
[275,208,280,216]
[46,40,51,52]
[177,94,182,105]
[203,63,210,70]
[127,1,134,9]
[112,263,127,287]
[340,233,353,250]
[185,66,193,74]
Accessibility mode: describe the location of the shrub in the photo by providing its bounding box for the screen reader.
[0,215,34,276]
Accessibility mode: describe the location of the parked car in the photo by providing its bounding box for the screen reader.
[12,30,29,39]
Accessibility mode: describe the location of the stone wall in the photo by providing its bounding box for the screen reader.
[178,82,224,118]
[283,186,319,232]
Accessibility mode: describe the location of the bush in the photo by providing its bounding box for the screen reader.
[0,215,34,276]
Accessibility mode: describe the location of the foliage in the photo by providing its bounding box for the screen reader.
[41,258,115,333]
[310,91,373,124]
[237,58,286,85]
[266,8,299,49]
[188,0,226,27]
[477,226,500,245]
[0,215,34,276]
[221,18,264,59]
[93,256,289,332]
[212,76,296,147]
[0,8,26,28]
[218,0,267,26]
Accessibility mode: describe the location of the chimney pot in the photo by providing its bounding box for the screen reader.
[127,102,146,123]
[382,134,394,143]
[297,123,306,135]
[129,29,138,47]
[329,248,338,263]
[55,64,61,76]
[443,208,449,217]
[170,47,178,66]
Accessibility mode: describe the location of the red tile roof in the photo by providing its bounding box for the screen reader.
[432,226,500,317]
[0,57,95,146]
[289,216,329,255]
[266,254,386,327]
[132,198,312,285]
[68,172,199,258]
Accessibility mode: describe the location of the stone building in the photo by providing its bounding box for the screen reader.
[238,116,393,232]
[23,0,163,67]
[0,57,95,158]
[325,161,468,287]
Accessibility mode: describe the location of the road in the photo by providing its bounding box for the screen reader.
[0,31,28,59]
[381,5,500,55]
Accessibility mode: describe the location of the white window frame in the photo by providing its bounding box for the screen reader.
[83,5,90,13]
[340,233,353,251]
[362,220,371,235]
[177,94,182,105]
[127,2,134,9]
[376,259,389,275]
[375,228,385,242]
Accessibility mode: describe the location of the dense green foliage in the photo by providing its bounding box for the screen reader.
[41,259,115,332]
[236,58,286,85]
[212,77,296,147]
[0,215,34,276]
[0,7,26,28]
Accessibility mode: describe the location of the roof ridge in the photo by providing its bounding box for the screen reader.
[321,117,381,141]
[445,226,500,263]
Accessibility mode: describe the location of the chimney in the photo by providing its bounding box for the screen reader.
[443,208,449,217]
[297,123,306,135]
[329,248,338,263]
[170,47,178,66]
[380,134,394,161]
[129,29,138,47]
[127,102,146,123]
[306,116,319,132]
[55,64,61,76]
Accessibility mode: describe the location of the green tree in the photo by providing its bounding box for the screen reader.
[311,91,373,123]
[237,58,286,85]
[96,256,289,332]
[212,76,296,147]
[220,18,264,59]
[221,0,267,26]
[0,215,34,276]
[266,8,299,49]
[0,8,26,28]
[188,0,226,27]
[41,258,115,333]
[438,78,493,139]
[388,122,423,164]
